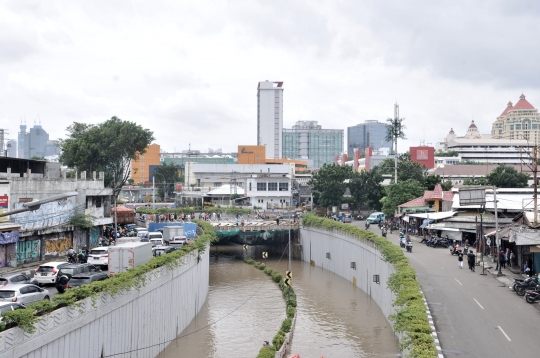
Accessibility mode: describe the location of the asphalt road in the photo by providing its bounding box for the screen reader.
[352,221,540,358]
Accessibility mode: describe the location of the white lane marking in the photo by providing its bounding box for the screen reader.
[498,326,511,341]
[455,278,462,285]
[473,298,484,309]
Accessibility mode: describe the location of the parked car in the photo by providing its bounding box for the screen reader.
[0,284,50,303]
[0,273,38,287]
[169,236,187,249]
[55,263,102,293]
[87,247,110,269]
[339,213,352,223]
[65,272,109,289]
[34,262,70,286]
[154,245,176,256]
[0,302,26,318]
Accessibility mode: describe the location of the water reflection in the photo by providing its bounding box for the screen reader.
[158,244,399,358]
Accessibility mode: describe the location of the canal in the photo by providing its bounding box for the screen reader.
[158,244,399,358]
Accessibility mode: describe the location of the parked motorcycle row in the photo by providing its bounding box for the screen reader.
[419,234,450,249]
[510,275,540,304]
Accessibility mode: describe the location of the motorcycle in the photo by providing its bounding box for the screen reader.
[406,242,413,253]
[77,251,88,264]
[525,286,540,304]
[365,222,370,229]
[399,236,407,248]
[512,276,539,296]
[381,228,387,238]
[356,215,366,221]
[450,246,461,255]
[67,253,77,264]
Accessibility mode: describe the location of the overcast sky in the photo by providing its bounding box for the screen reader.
[2,1,540,155]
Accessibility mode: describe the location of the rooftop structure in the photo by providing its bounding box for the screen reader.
[492,94,540,145]
[257,81,284,159]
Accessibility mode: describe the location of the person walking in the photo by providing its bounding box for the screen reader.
[510,251,515,268]
[458,251,464,269]
[499,250,506,269]
[467,250,475,272]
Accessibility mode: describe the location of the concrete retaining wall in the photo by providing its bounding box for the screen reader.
[300,227,396,323]
[0,247,209,358]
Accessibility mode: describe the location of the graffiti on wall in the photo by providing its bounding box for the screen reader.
[0,244,17,267]
[90,228,100,247]
[10,200,75,230]
[17,240,40,262]
[45,236,73,256]
[73,230,86,250]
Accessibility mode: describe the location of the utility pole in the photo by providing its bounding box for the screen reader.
[534,146,538,225]
[394,103,399,184]
[152,176,155,209]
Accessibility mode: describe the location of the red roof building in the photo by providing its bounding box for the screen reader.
[398,184,454,213]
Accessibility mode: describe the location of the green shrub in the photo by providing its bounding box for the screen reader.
[263,267,274,275]
[286,306,296,318]
[2,308,41,334]
[302,214,437,358]
[256,346,276,358]
[271,272,283,283]
[280,317,292,333]
[245,258,255,265]
[272,330,286,349]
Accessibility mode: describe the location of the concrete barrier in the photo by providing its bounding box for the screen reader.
[300,227,396,325]
[0,247,209,358]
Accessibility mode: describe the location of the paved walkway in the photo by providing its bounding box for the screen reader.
[0,256,68,277]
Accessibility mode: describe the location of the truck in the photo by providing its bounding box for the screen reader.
[162,226,185,244]
[116,236,142,245]
[108,242,153,276]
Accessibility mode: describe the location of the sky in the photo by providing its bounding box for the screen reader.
[1,0,540,155]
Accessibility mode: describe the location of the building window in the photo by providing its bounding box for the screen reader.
[257,182,267,191]
[249,182,252,191]
[96,197,102,208]
[516,124,521,130]
[510,125,514,130]
[214,182,222,187]
[268,182,278,191]
[279,183,289,191]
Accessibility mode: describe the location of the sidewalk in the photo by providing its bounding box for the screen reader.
[477,254,527,288]
[0,256,68,277]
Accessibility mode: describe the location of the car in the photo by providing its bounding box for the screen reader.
[87,247,110,269]
[0,284,50,303]
[34,262,70,286]
[153,245,175,256]
[0,273,39,287]
[137,231,148,239]
[366,212,386,224]
[65,272,109,289]
[150,238,164,247]
[126,224,138,231]
[0,302,26,319]
[169,236,187,249]
[55,263,102,293]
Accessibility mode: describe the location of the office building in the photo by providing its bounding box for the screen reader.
[17,123,49,159]
[237,145,308,172]
[347,120,392,157]
[6,140,16,158]
[492,94,540,144]
[130,144,161,183]
[257,81,284,159]
[282,121,343,169]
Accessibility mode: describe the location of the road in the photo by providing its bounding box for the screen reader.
[352,221,540,358]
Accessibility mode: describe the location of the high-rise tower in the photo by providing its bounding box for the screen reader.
[257,81,284,159]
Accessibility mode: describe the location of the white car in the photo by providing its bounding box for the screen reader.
[169,236,187,249]
[87,247,110,269]
[150,238,164,247]
[34,262,70,286]
[0,284,50,303]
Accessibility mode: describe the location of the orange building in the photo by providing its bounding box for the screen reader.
[237,145,308,172]
[131,144,161,183]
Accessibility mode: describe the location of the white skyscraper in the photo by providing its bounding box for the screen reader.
[257,81,283,159]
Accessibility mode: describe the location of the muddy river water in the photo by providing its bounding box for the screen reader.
[157,245,399,358]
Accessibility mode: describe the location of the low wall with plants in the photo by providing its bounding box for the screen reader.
[301,214,437,358]
[0,220,217,358]
[242,258,297,358]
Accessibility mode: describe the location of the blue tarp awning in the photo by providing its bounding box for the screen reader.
[419,219,434,229]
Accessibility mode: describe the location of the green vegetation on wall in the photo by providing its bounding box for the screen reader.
[302,214,437,358]
[1,220,217,334]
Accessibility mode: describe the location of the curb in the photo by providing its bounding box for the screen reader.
[422,295,444,358]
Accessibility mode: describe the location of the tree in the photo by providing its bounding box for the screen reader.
[377,153,425,184]
[152,162,183,200]
[59,117,154,199]
[308,164,354,207]
[486,165,529,188]
[381,179,425,216]
[435,150,459,157]
[30,156,46,161]
[349,169,385,210]
[463,177,489,186]
[385,107,406,183]
[441,180,453,191]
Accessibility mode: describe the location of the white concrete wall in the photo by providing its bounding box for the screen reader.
[0,247,209,358]
[300,227,396,323]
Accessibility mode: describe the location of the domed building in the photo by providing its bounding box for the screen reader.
[492,94,540,144]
